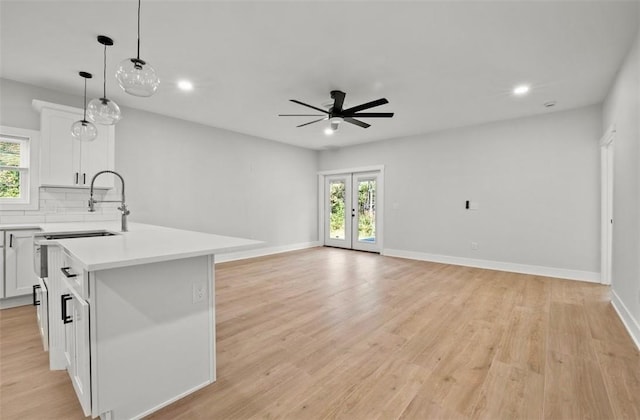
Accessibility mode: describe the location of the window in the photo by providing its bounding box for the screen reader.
[0,126,39,209]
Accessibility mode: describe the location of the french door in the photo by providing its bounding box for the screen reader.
[324,171,380,252]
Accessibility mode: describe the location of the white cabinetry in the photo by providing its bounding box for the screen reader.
[35,278,49,351]
[33,100,114,188]
[0,233,4,299]
[61,265,91,417]
[4,229,40,297]
[56,255,91,416]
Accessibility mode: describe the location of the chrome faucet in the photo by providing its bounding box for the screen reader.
[88,170,130,232]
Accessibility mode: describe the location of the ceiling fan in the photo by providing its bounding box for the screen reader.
[279,90,394,130]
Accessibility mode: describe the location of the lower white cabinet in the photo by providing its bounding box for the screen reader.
[35,278,49,351]
[61,279,91,417]
[4,229,40,298]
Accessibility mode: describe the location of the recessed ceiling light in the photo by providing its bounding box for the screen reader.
[324,127,334,136]
[513,84,530,96]
[177,80,193,91]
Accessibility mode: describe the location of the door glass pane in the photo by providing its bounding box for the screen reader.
[357,179,376,242]
[329,180,346,240]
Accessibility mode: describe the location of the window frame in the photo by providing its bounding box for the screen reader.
[0,126,40,210]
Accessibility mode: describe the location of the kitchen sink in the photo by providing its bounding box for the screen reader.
[34,231,119,278]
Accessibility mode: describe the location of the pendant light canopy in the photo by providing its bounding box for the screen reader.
[115,0,160,97]
[87,35,121,125]
[71,72,98,142]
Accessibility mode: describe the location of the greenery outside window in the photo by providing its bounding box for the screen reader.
[0,126,39,209]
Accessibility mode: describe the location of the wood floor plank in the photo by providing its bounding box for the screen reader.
[543,350,615,420]
[1,247,638,420]
[469,360,544,420]
[593,338,640,419]
[495,306,547,374]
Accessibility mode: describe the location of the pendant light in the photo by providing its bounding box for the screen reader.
[71,72,98,142]
[87,35,122,125]
[115,0,160,97]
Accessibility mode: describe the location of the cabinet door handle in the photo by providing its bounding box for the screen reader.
[61,294,72,324]
[75,172,79,184]
[32,284,41,306]
[9,234,13,248]
[83,173,86,184]
[60,267,78,278]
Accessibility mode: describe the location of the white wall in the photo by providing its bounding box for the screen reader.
[0,78,319,251]
[603,25,640,348]
[320,106,602,279]
[115,107,318,247]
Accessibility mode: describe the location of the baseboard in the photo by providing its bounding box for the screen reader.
[130,380,212,420]
[611,290,640,351]
[215,241,322,263]
[0,295,32,309]
[382,248,601,283]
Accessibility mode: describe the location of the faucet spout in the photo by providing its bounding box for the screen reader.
[89,170,129,232]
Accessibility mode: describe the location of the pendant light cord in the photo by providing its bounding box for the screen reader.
[83,78,88,120]
[103,43,107,99]
[137,0,141,60]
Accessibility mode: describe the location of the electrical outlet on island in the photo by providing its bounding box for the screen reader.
[192,282,207,304]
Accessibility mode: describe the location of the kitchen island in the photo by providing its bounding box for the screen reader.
[16,222,259,420]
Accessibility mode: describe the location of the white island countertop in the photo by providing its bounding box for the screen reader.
[1,221,261,272]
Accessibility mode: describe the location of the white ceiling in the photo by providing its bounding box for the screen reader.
[1,1,638,150]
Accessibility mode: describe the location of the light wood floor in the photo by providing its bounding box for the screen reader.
[1,247,639,419]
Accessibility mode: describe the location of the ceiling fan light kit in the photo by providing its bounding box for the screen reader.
[87,35,122,125]
[279,90,394,131]
[115,0,160,97]
[70,71,98,142]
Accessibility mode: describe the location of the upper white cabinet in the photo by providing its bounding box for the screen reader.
[33,100,114,188]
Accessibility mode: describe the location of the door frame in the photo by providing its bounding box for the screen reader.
[600,125,615,285]
[318,165,384,252]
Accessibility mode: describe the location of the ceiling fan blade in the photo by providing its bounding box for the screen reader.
[349,112,394,118]
[344,117,371,128]
[342,98,389,114]
[297,117,327,128]
[331,90,346,112]
[290,99,329,114]
[279,114,326,116]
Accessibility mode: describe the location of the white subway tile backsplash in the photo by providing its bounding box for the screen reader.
[0,210,26,216]
[1,187,118,225]
[0,215,46,224]
[84,213,120,222]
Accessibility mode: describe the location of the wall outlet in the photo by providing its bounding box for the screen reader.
[192,282,207,304]
[471,241,479,250]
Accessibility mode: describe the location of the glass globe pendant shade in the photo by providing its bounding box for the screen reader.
[71,120,98,142]
[87,97,121,125]
[115,58,160,97]
[88,35,121,125]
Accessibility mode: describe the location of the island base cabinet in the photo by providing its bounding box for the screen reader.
[89,255,215,420]
[35,279,49,351]
[61,282,91,417]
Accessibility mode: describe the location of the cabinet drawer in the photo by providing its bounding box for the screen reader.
[61,252,88,300]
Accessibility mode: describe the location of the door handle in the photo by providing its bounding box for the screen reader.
[32,284,41,306]
[61,294,72,324]
[75,172,79,184]
[351,209,355,217]
[9,234,13,248]
[60,267,78,278]
[83,173,86,184]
